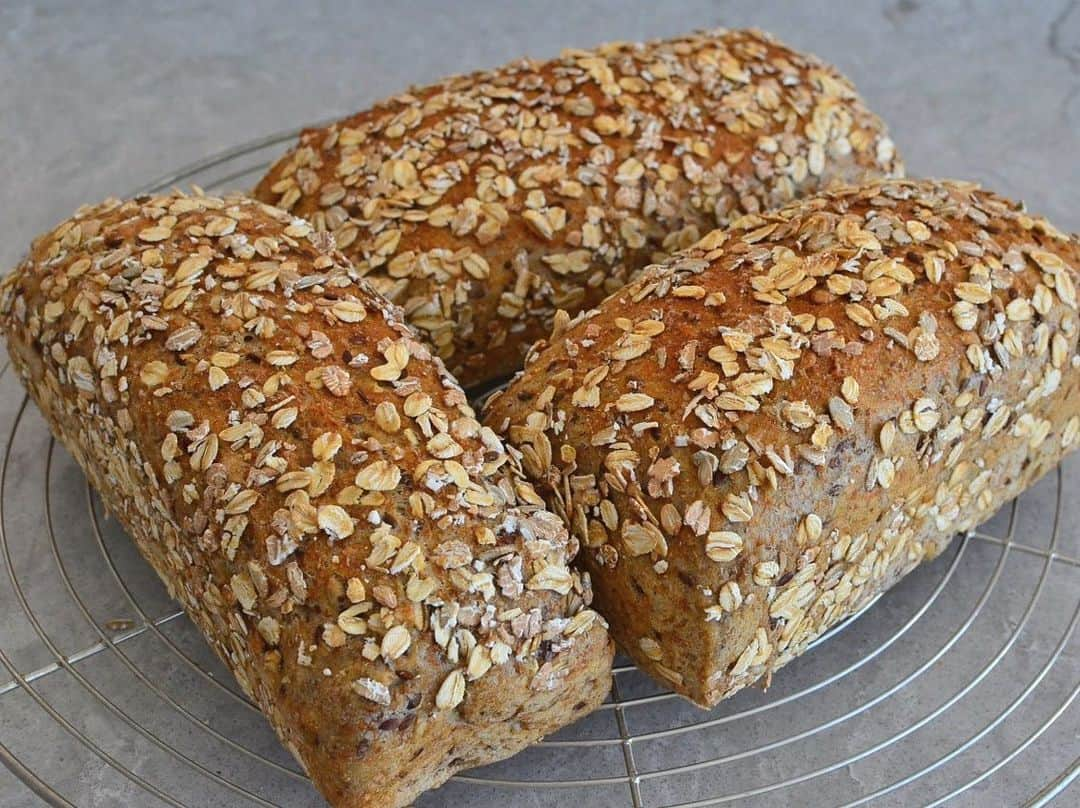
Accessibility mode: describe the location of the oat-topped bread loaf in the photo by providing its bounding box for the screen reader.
[254,27,902,390]
[484,178,1079,707]
[0,192,613,807]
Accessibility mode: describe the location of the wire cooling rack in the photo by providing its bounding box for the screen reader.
[0,132,1078,808]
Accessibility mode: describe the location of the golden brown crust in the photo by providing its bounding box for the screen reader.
[0,192,613,807]
[254,27,902,389]
[484,178,1080,706]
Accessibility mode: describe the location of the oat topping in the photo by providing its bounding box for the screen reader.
[485,178,1080,706]
[0,191,609,777]
[255,27,902,388]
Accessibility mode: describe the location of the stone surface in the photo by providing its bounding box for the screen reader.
[1,0,1077,273]
[0,2,1077,807]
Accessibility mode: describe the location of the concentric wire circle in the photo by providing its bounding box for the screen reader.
[0,132,1076,807]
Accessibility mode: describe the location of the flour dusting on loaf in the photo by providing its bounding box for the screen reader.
[484,178,1079,706]
[0,192,613,807]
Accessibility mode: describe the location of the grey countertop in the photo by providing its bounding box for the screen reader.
[2,0,1079,264]
[0,2,1078,806]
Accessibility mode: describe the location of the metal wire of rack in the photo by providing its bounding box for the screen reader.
[0,132,1077,808]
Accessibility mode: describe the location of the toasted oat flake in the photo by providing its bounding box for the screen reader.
[705,531,743,563]
[436,669,466,710]
[352,677,391,706]
[318,505,355,541]
[615,393,655,412]
[338,603,369,635]
[266,350,299,366]
[331,299,367,323]
[137,225,172,242]
[841,376,860,405]
[225,489,258,515]
[140,361,169,388]
[322,366,352,396]
[912,398,940,432]
[717,581,743,613]
[381,625,412,661]
[639,637,663,660]
[622,522,662,556]
[753,560,780,587]
[527,564,574,594]
[346,578,366,603]
[312,431,343,461]
[355,459,402,491]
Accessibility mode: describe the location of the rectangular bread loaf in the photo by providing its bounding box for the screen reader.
[484,178,1079,706]
[0,192,613,806]
[255,27,902,390]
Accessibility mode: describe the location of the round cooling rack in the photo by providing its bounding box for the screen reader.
[0,133,1078,808]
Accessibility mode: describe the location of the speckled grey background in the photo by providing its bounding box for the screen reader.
[0,1,1078,806]
[2,0,1078,271]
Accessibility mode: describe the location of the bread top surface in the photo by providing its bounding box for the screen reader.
[255,27,902,388]
[0,192,608,759]
[483,178,1079,691]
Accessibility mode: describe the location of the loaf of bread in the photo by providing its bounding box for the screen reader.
[254,27,902,390]
[484,178,1079,706]
[0,192,613,807]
